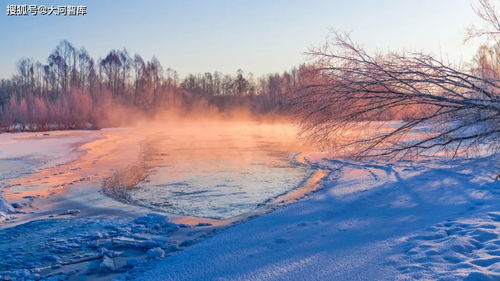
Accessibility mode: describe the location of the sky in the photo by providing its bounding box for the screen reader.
[0,0,490,79]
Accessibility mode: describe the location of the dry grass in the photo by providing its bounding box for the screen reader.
[102,164,148,201]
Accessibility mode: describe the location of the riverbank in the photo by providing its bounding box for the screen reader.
[132,153,500,281]
[0,122,328,280]
[2,125,498,281]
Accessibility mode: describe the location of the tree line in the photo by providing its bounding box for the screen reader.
[0,0,497,163]
[0,41,303,131]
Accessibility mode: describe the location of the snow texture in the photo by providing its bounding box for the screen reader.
[0,214,180,280]
[133,154,500,281]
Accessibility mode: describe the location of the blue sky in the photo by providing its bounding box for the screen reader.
[0,0,487,79]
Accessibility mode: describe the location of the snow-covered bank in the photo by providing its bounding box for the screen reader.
[1,125,498,280]
[0,131,103,176]
[0,210,241,281]
[0,123,321,280]
[133,154,499,281]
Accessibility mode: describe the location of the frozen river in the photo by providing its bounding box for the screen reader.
[102,121,313,219]
[0,120,320,279]
[0,120,314,222]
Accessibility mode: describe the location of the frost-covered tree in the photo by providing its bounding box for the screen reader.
[294,0,500,159]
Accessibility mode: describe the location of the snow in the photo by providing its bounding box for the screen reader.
[392,215,500,280]
[0,212,8,224]
[147,248,166,259]
[0,131,101,163]
[100,255,118,272]
[0,194,14,214]
[133,213,178,232]
[0,126,498,280]
[0,194,14,223]
[133,154,500,281]
[0,214,186,280]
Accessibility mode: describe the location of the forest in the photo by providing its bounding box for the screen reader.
[0,1,498,161]
[1,43,492,132]
[0,41,304,131]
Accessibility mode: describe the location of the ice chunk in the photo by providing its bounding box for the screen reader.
[99,255,117,272]
[133,213,178,232]
[0,212,9,223]
[58,209,80,216]
[99,248,120,258]
[147,247,165,259]
[0,195,14,214]
[179,239,194,247]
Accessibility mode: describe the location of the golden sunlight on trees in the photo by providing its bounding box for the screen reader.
[0,42,302,131]
[294,0,499,159]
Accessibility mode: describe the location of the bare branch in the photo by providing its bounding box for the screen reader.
[293,31,500,160]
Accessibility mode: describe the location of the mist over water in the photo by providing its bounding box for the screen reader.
[107,119,313,219]
[2,115,315,221]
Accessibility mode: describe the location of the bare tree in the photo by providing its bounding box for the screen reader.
[466,0,500,44]
[294,3,500,159]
